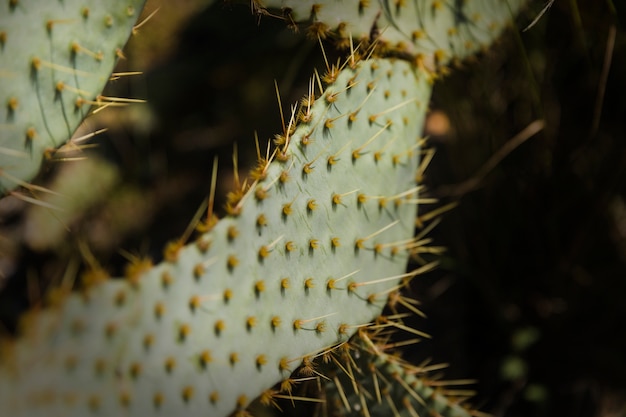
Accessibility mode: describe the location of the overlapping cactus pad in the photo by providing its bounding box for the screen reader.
[255,0,527,69]
[0,0,145,194]
[0,56,434,417]
[321,332,473,417]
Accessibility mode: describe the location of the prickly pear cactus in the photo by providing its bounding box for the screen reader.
[0,0,534,416]
[0,56,434,417]
[255,0,527,70]
[0,0,146,194]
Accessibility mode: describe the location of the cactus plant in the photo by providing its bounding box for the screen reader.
[0,0,146,194]
[0,1,533,417]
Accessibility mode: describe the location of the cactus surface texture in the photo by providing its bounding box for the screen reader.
[0,0,145,194]
[0,56,434,417]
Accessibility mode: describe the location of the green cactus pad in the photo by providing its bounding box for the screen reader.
[321,332,474,417]
[0,0,146,194]
[254,0,527,70]
[0,56,433,417]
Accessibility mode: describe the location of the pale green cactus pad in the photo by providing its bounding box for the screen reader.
[0,56,433,417]
[254,0,527,70]
[0,0,145,194]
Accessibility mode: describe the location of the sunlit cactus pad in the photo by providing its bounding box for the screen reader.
[0,0,145,194]
[0,56,433,417]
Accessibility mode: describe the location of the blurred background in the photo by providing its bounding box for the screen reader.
[1,1,625,416]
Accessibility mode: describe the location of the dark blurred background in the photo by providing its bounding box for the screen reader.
[1,1,625,416]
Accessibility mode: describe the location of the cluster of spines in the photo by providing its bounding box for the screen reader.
[243,316,473,417]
